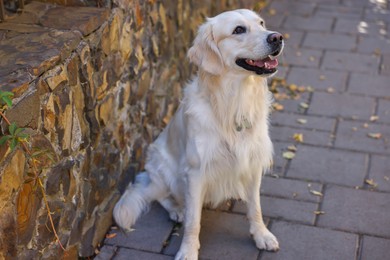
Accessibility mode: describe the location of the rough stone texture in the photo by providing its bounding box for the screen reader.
[0,0,248,258]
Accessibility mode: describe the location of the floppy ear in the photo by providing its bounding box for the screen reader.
[187,19,224,75]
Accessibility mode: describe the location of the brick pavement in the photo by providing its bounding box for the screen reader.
[98,0,390,259]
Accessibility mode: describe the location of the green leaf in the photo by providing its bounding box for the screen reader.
[14,127,25,136]
[9,122,17,135]
[0,91,14,98]
[0,135,12,145]
[10,137,18,151]
[18,133,29,139]
[2,96,13,107]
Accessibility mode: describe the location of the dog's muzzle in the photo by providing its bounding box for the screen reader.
[236,32,284,75]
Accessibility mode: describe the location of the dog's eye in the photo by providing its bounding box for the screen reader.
[260,21,265,27]
[233,26,246,34]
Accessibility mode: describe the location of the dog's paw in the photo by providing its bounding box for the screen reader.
[169,209,184,223]
[174,248,198,260]
[253,229,279,252]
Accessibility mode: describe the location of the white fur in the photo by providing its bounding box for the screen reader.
[113,9,284,259]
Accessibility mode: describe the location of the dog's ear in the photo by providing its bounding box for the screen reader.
[188,19,224,75]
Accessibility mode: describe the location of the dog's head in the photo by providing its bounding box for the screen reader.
[188,9,284,77]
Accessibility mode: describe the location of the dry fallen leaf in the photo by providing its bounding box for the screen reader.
[283,33,290,39]
[319,75,326,81]
[283,151,296,160]
[314,211,325,215]
[365,179,378,187]
[384,176,389,181]
[293,133,304,143]
[268,8,277,15]
[327,87,335,93]
[296,118,307,124]
[106,233,117,239]
[299,102,309,109]
[288,145,297,152]
[367,133,382,139]
[272,102,284,111]
[370,115,379,122]
[309,190,323,197]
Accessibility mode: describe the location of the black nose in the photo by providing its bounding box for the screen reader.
[267,33,284,45]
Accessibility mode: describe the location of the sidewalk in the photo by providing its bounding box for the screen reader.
[98,0,390,259]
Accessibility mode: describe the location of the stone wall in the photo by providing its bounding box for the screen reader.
[0,0,259,258]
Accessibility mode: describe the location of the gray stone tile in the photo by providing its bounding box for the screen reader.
[334,19,387,37]
[287,67,348,92]
[114,248,173,260]
[364,8,390,23]
[261,221,358,260]
[349,73,390,97]
[271,125,332,147]
[377,99,390,123]
[316,4,363,19]
[358,36,390,54]
[164,211,260,259]
[283,45,322,67]
[288,145,368,187]
[317,185,390,237]
[361,236,390,260]
[335,120,390,154]
[282,30,305,47]
[261,176,323,203]
[322,51,380,74]
[381,54,390,76]
[95,245,117,260]
[233,196,318,225]
[369,155,390,192]
[268,0,316,16]
[309,92,376,120]
[282,16,334,32]
[272,141,290,175]
[105,203,174,253]
[303,32,357,51]
[271,112,336,132]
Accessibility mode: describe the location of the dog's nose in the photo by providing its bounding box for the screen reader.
[267,33,284,45]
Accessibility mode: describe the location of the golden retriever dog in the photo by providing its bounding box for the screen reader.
[113,9,284,259]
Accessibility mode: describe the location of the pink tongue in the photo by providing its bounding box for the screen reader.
[251,58,278,69]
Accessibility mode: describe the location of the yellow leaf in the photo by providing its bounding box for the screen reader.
[309,190,323,197]
[370,115,379,122]
[293,133,304,143]
[287,145,297,152]
[365,179,378,187]
[299,102,309,109]
[272,102,284,111]
[313,211,325,215]
[283,151,295,160]
[367,133,382,139]
[296,118,307,124]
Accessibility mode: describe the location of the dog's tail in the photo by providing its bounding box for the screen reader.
[113,171,166,231]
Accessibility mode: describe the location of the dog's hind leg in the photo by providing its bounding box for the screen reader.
[158,195,184,223]
[113,172,169,231]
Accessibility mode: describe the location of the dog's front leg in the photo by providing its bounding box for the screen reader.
[175,172,204,260]
[246,173,279,251]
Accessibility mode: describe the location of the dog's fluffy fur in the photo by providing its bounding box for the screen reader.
[114,9,284,259]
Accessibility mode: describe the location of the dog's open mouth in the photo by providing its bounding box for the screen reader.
[236,52,280,75]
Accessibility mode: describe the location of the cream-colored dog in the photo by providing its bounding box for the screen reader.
[114,9,284,259]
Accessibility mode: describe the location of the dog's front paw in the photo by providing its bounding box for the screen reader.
[169,209,184,223]
[175,245,199,260]
[253,229,279,252]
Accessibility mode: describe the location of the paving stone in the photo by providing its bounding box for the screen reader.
[271,125,332,146]
[95,245,117,260]
[164,210,260,259]
[309,92,375,119]
[335,120,390,154]
[380,54,390,75]
[369,155,390,192]
[233,196,318,225]
[287,67,348,92]
[273,91,311,114]
[321,51,380,74]
[268,0,316,16]
[283,45,322,67]
[303,32,357,51]
[272,112,336,132]
[349,73,390,97]
[317,185,390,237]
[358,36,390,55]
[272,141,290,175]
[282,16,334,32]
[377,99,390,123]
[114,248,173,260]
[316,4,363,19]
[288,145,368,187]
[333,19,387,37]
[360,236,390,260]
[104,203,174,253]
[364,8,390,23]
[261,176,323,203]
[261,221,358,260]
[282,30,305,48]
